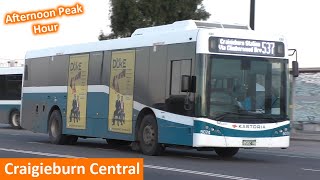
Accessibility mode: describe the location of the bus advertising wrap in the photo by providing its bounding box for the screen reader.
[66,54,89,129]
[108,50,136,134]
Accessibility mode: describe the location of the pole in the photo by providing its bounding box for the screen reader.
[250,0,255,30]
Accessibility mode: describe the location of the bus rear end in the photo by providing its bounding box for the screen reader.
[0,66,23,129]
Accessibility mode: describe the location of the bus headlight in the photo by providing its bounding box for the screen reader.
[279,130,283,133]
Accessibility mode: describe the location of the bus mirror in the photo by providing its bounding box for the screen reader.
[292,61,299,77]
[181,75,191,92]
[191,76,196,93]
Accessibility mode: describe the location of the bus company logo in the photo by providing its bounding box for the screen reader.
[232,124,266,129]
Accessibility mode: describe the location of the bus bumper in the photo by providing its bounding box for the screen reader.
[193,133,290,148]
[193,118,291,148]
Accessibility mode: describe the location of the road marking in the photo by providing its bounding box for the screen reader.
[144,165,259,180]
[27,142,46,145]
[0,148,85,158]
[10,134,21,136]
[264,153,319,159]
[95,148,115,151]
[185,156,209,160]
[241,151,320,160]
[0,147,259,179]
[301,168,320,172]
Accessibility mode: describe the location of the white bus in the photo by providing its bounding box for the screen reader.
[0,66,23,129]
[21,20,298,157]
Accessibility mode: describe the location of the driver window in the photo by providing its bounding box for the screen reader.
[271,63,281,114]
[256,74,266,111]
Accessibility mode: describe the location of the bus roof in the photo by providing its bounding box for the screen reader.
[0,66,24,75]
[131,19,251,36]
[25,20,283,59]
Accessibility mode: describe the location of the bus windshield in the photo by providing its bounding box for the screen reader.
[204,55,288,123]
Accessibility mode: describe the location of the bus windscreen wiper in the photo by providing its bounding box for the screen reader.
[238,110,278,123]
[214,111,279,123]
[213,111,260,121]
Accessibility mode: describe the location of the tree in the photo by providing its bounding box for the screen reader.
[99,0,210,40]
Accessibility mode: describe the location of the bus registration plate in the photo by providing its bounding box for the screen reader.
[242,140,256,146]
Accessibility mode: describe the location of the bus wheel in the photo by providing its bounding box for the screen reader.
[214,147,239,158]
[138,115,164,156]
[48,110,68,145]
[9,110,21,129]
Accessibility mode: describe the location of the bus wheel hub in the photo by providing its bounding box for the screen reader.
[51,119,58,138]
[143,125,155,145]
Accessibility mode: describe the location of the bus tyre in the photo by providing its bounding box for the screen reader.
[214,147,239,158]
[9,110,21,129]
[138,115,164,156]
[48,110,69,145]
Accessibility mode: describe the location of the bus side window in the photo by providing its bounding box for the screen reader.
[6,75,22,100]
[170,60,191,95]
[0,75,5,99]
[24,64,28,80]
[89,52,103,85]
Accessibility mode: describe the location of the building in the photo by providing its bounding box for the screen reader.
[292,68,320,132]
[0,60,24,67]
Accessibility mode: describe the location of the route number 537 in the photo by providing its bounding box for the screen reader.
[262,42,275,55]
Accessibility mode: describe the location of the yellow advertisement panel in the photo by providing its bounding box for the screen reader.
[66,54,89,129]
[108,50,135,134]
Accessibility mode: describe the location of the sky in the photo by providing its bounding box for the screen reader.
[0,0,318,68]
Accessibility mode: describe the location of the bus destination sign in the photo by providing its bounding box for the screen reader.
[209,37,285,57]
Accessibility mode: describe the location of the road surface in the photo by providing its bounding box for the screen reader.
[0,124,319,180]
